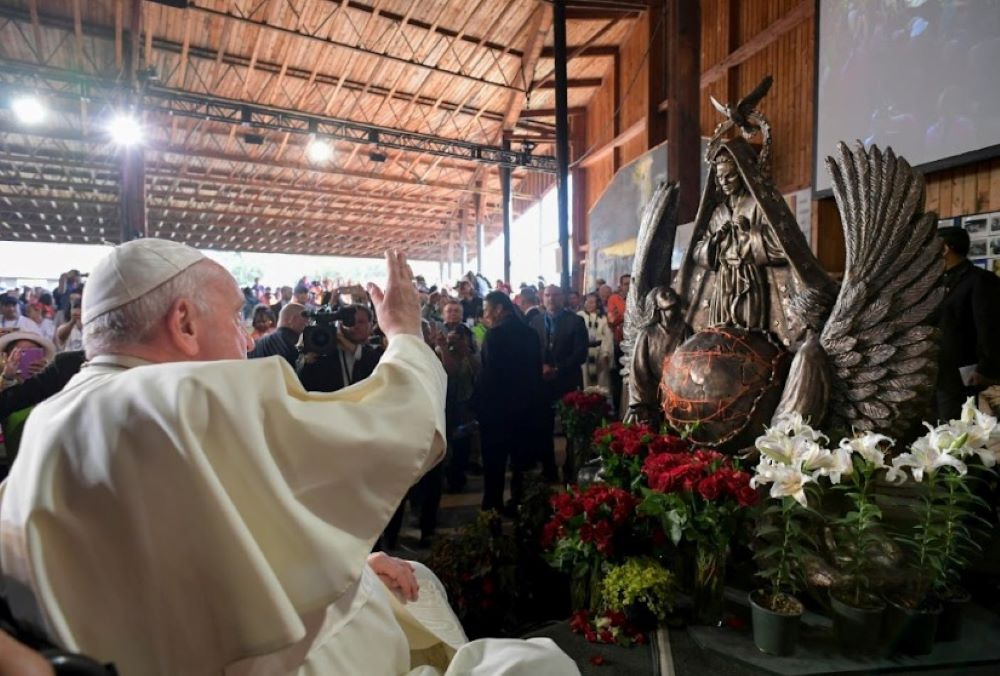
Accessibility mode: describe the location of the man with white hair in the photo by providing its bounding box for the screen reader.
[0,239,577,676]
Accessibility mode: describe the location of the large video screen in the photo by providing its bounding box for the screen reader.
[815,0,1000,193]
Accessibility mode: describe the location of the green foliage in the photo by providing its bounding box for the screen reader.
[601,558,676,621]
[829,455,889,605]
[896,468,994,600]
[753,496,814,601]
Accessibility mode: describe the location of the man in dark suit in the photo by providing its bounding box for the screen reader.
[935,227,1000,420]
[477,291,544,512]
[248,302,307,368]
[530,285,589,483]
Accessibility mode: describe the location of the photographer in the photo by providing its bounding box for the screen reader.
[296,304,382,393]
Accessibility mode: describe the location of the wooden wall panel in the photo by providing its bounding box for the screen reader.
[618,12,649,166]
[584,75,615,213]
[924,159,1000,218]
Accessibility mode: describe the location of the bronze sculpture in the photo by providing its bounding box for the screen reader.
[622,77,943,445]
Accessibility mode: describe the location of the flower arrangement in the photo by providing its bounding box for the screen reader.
[559,388,613,478]
[543,484,639,563]
[638,445,757,624]
[885,398,1000,607]
[591,421,689,490]
[559,388,612,442]
[601,557,676,624]
[753,414,896,609]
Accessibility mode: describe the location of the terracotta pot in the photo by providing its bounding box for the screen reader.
[749,591,802,656]
[830,592,885,656]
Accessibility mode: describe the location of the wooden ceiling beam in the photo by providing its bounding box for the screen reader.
[531,78,602,89]
[564,8,641,21]
[0,5,514,126]
[337,0,524,59]
[188,2,521,92]
[518,106,586,118]
[539,44,617,58]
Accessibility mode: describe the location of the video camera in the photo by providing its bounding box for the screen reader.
[301,305,357,356]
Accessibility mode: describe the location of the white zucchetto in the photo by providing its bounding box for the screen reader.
[82,238,206,324]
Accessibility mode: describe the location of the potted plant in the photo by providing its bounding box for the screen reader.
[748,414,844,655]
[825,430,897,656]
[884,398,1000,652]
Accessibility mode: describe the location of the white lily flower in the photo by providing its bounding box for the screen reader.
[838,432,893,469]
[772,412,828,444]
[891,428,968,482]
[947,398,1000,466]
[766,464,814,508]
[755,428,797,466]
[796,441,852,484]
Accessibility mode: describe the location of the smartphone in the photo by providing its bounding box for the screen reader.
[17,347,46,379]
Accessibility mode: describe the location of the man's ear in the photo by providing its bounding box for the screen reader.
[165,297,201,358]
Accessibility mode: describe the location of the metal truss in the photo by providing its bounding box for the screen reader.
[0,60,559,173]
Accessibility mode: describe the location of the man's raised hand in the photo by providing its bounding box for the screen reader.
[367,250,421,339]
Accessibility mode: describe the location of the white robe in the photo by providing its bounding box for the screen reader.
[0,335,578,676]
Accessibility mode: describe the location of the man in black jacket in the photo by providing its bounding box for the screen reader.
[530,285,589,483]
[478,291,544,512]
[935,227,1000,420]
[248,302,307,368]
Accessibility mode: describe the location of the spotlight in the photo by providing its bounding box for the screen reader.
[306,137,333,163]
[108,113,143,146]
[11,95,46,125]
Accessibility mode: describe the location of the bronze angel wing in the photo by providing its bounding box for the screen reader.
[819,141,944,438]
[621,181,680,374]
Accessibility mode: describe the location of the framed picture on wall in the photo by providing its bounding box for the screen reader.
[964,216,988,238]
[990,213,1000,233]
[990,237,1000,256]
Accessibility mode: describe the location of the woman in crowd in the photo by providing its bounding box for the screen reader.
[249,304,276,343]
[577,293,613,393]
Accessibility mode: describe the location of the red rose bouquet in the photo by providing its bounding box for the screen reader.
[559,389,613,473]
[638,446,757,624]
[591,422,689,489]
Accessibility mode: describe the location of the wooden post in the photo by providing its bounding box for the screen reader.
[667,0,700,223]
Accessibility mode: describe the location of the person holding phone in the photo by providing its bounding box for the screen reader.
[54,299,84,352]
[0,332,56,468]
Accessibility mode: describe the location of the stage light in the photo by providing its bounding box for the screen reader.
[306,137,333,163]
[11,95,46,125]
[108,113,143,146]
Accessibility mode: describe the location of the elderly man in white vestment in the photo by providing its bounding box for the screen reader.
[0,240,578,676]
